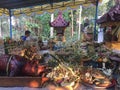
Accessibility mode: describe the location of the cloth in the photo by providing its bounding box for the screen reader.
[21,36,31,41]
[21,36,27,41]
[26,37,31,41]
[97,28,104,43]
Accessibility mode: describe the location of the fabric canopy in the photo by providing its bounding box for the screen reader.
[97,4,120,26]
[0,0,102,16]
[0,0,68,9]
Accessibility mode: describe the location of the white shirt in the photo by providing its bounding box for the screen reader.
[26,36,31,41]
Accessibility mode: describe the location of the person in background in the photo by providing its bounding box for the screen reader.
[105,27,112,42]
[48,38,56,50]
[22,30,31,41]
[38,37,44,50]
[83,26,93,42]
[20,36,24,41]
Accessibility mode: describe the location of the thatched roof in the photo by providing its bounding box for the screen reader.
[97,4,120,27]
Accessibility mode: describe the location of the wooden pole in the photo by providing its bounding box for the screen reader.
[50,13,54,38]
[71,10,74,37]
[9,9,12,39]
[0,18,2,38]
[94,0,99,41]
[78,5,82,40]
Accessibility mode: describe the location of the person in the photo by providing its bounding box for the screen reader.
[22,30,31,41]
[83,26,93,41]
[38,37,44,50]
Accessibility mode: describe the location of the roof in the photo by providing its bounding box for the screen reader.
[0,0,68,9]
[0,0,102,16]
[97,4,120,26]
[50,12,69,28]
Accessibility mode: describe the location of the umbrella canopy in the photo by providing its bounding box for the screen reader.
[0,0,102,16]
[97,4,120,26]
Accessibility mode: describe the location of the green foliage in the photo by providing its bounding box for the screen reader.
[82,6,96,19]
[63,11,71,21]
[81,0,115,19]
[35,13,51,39]
[106,0,115,10]
[25,22,39,29]
[5,0,115,40]
[98,0,114,17]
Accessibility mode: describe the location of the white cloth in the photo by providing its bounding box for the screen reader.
[26,36,31,41]
[84,26,88,34]
[97,28,104,43]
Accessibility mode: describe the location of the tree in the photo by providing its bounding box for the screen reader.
[35,13,51,39]
[106,0,115,10]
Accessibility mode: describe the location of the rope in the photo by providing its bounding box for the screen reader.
[6,55,13,76]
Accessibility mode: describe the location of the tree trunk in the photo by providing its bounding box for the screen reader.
[71,10,74,37]
[78,5,82,40]
[50,13,54,38]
